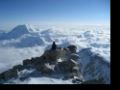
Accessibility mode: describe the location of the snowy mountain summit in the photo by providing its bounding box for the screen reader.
[0,24,110,84]
[0,25,29,40]
[0,42,110,84]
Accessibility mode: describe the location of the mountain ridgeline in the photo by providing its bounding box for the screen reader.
[0,25,29,40]
[0,24,110,84]
[0,25,45,47]
[0,42,110,84]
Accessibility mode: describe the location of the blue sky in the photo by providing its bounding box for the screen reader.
[0,0,110,30]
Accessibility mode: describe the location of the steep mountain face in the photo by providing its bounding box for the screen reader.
[0,25,29,40]
[78,48,110,84]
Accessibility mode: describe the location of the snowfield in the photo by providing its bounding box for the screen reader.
[0,24,110,84]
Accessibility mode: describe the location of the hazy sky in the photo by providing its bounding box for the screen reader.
[0,0,110,30]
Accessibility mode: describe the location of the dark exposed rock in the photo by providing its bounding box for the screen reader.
[0,73,5,81]
[42,49,64,63]
[0,43,110,84]
[0,43,81,82]
[40,44,77,63]
[58,60,78,73]
[31,57,43,65]
[69,53,80,61]
[55,59,82,80]
[0,68,18,81]
[36,63,55,75]
[23,59,34,68]
[13,64,25,71]
[67,45,77,53]
[23,59,31,65]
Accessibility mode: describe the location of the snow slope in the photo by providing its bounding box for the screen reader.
[0,24,110,84]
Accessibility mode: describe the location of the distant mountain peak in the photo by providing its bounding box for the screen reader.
[11,24,29,32]
[0,25,30,40]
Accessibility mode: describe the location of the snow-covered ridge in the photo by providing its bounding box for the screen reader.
[0,24,110,84]
[0,44,110,84]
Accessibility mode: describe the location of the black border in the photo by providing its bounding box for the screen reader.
[0,0,112,89]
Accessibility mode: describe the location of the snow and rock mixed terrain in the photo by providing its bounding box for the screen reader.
[0,24,110,84]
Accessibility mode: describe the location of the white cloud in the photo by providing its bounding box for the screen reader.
[0,46,45,73]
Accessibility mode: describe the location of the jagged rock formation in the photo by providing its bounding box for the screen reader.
[0,43,84,84]
[0,43,110,84]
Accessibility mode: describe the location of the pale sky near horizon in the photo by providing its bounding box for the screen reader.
[0,0,110,30]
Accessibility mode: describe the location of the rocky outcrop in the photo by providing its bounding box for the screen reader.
[67,45,77,53]
[0,68,18,81]
[0,43,110,84]
[13,64,25,71]
[0,43,83,84]
[55,59,80,78]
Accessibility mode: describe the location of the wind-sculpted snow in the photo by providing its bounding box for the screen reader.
[78,48,110,84]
